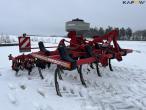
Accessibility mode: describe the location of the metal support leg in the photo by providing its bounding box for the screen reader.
[54,67,62,96]
[109,59,113,71]
[38,67,44,79]
[77,65,87,87]
[15,70,19,76]
[28,70,31,76]
[95,62,101,77]
[58,68,63,80]
[90,63,95,69]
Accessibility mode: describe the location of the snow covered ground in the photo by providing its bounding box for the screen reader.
[0,40,146,110]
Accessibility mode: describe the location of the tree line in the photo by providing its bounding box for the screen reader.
[0,34,16,44]
[85,26,132,40]
[132,30,146,41]
[85,26,146,41]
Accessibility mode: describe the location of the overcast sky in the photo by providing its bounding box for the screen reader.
[0,0,146,35]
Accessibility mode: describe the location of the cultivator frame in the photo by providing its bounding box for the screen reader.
[9,30,132,96]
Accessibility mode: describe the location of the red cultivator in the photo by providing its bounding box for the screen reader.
[9,30,132,96]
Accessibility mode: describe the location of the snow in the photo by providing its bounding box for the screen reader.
[0,39,146,110]
[113,41,146,69]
